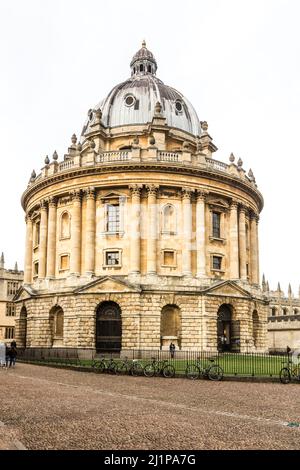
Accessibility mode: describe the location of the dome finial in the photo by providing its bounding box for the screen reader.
[142,39,146,48]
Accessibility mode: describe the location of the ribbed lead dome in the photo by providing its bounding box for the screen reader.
[82,42,202,137]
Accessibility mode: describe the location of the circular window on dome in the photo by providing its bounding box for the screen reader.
[125,95,135,107]
[175,100,183,113]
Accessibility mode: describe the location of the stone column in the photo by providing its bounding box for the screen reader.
[38,200,48,279]
[182,188,193,276]
[24,214,33,284]
[84,187,96,275]
[229,200,239,279]
[70,190,82,276]
[256,215,260,284]
[250,212,259,284]
[238,204,247,280]
[46,197,57,278]
[196,191,207,278]
[129,185,142,274]
[146,185,158,275]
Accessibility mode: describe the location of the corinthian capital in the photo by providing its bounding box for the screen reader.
[129,184,142,197]
[182,187,193,200]
[196,189,209,202]
[70,189,82,202]
[230,199,239,210]
[146,184,159,196]
[40,199,48,210]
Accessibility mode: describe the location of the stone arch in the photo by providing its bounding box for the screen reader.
[49,305,64,347]
[60,211,71,239]
[95,301,122,352]
[252,310,259,347]
[162,204,176,234]
[217,304,239,352]
[19,306,28,348]
[160,304,181,350]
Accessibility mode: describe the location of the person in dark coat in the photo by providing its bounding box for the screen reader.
[8,345,17,367]
[169,342,176,359]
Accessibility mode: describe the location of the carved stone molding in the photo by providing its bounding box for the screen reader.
[48,196,58,208]
[230,199,239,210]
[40,199,48,210]
[196,189,209,202]
[84,187,96,199]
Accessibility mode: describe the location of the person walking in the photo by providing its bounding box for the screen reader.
[8,344,17,368]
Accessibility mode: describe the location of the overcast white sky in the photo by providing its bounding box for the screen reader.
[0,0,299,294]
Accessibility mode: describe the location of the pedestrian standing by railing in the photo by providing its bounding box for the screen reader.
[169,342,175,359]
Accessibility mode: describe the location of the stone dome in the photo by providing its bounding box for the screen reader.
[82,42,202,137]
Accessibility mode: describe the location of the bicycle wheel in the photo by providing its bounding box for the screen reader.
[163,364,175,378]
[279,367,291,384]
[144,363,156,377]
[108,361,117,374]
[115,362,128,375]
[131,362,143,377]
[208,365,223,381]
[185,364,200,380]
[95,360,105,373]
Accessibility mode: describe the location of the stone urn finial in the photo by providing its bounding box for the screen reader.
[71,134,77,145]
[155,101,162,114]
[95,109,102,121]
[44,155,50,165]
[200,121,208,132]
[229,152,235,163]
[53,150,58,161]
[31,169,36,180]
[77,142,82,152]
[237,157,243,168]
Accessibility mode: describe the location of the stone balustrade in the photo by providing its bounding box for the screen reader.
[30,149,255,187]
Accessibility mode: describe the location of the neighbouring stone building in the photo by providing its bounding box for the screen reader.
[264,277,300,350]
[0,253,23,343]
[14,41,269,353]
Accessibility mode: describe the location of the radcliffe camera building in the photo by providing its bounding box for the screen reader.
[15,42,270,353]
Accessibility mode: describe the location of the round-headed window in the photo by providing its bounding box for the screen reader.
[125,95,135,107]
[175,100,183,112]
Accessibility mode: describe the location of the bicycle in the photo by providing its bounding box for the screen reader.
[92,356,118,374]
[143,358,175,378]
[279,360,300,384]
[115,357,144,376]
[185,357,223,381]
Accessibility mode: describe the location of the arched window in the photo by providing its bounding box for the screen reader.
[49,306,64,346]
[252,310,259,347]
[283,307,288,316]
[147,65,151,73]
[60,212,71,239]
[140,64,144,72]
[160,305,181,350]
[162,204,176,234]
[271,307,276,316]
[294,308,299,315]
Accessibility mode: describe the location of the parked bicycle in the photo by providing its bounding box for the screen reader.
[185,357,223,381]
[115,357,144,376]
[92,356,118,374]
[144,358,175,378]
[279,360,300,384]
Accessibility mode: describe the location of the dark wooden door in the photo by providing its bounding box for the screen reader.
[96,302,122,352]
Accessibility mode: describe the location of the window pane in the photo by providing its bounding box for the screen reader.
[212,212,220,238]
[212,256,222,270]
[107,204,120,232]
[106,251,120,265]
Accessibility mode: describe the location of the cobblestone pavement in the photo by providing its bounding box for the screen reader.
[0,363,299,450]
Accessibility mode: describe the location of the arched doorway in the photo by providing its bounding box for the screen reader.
[252,310,259,348]
[19,306,27,348]
[217,304,232,352]
[49,305,64,347]
[160,305,181,350]
[96,301,122,352]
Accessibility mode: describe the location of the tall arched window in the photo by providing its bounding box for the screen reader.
[49,305,64,346]
[252,310,259,347]
[60,211,71,239]
[162,204,176,234]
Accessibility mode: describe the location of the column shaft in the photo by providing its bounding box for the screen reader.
[229,201,239,278]
[238,207,247,280]
[196,192,206,277]
[38,201,48,279]
[129,186,141,274]
[147,185,158,274]
[85,188,96,275]
[182,189,192,276]
[70,191,82,275]
[46,198,57,278]
[24,216,33,283]
[250,214,259,284]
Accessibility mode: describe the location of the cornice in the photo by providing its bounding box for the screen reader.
[21,162,264,212]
